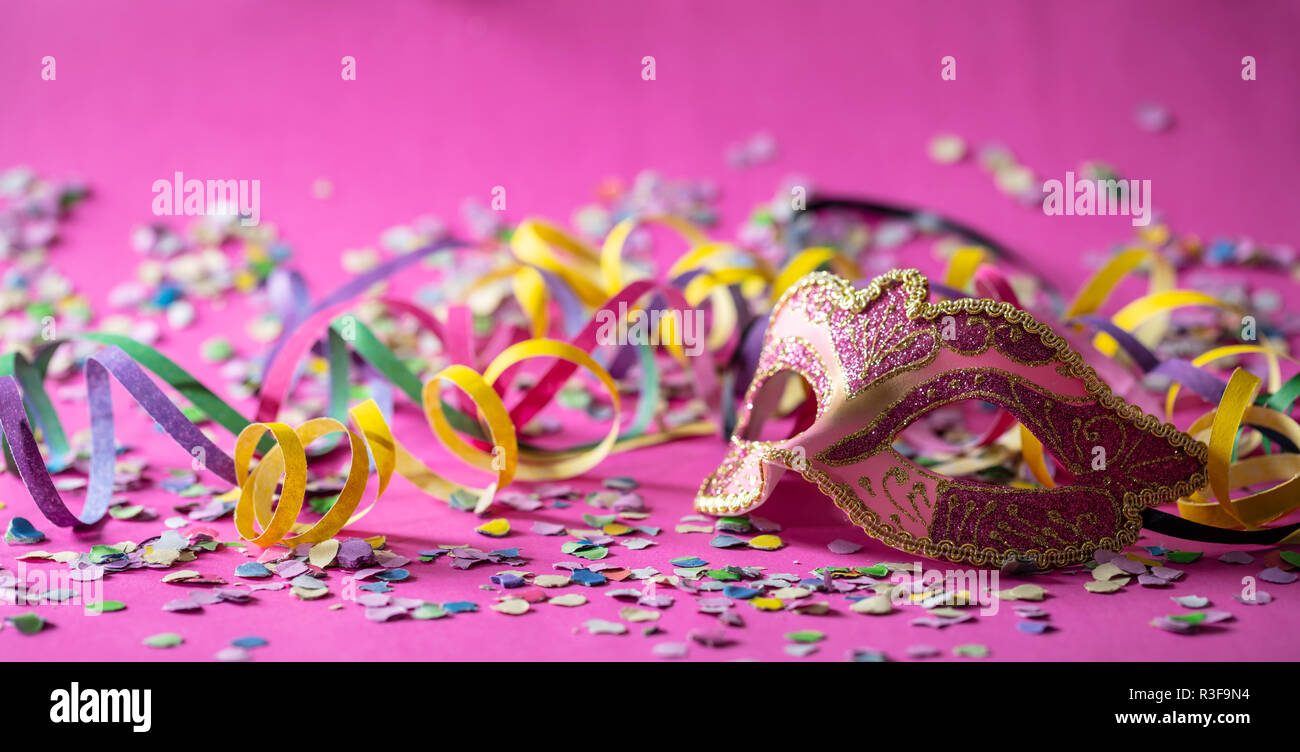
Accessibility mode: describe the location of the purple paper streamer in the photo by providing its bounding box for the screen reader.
[0,346,237,529]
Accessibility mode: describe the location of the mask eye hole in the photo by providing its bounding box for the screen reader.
[895,399,1079,486]
[739,371,818,442]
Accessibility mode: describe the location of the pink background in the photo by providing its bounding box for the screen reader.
[1,0,1298,660]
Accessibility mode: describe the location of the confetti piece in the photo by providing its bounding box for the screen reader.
[953,644,989,658]
[705,568,740,582]
[491,598,530,615]
[676,524,714,534]
[443,601,478,613]
[1150,617,1194,634]
[995,584,1046,601]
[585,619,627,635]
[292,586,330,600]
[1218,550,1254,565]
[905,644,939,659]
[750,597,783,611]
[475,518,510,538]
[652,642,689,659]
[1151,566,1184,581]
[1091,562,1126,581]
[770,586,811,600]
[549,594,588,607]
[619,606,660,622]
[143,632,183,648]
[337,538,378,569]
[308,539,340,568]
[365,605,407,622]
[1171,595,1209,609]
[411,603,449,620]
[671,556,708,567]
[215,647,252,662]
[1134,101,1173,133]
[4,517,46,544]
[847,647,889,662]
[562,541,609,560]
[715,517,752,534]
[723,585,762,599]
[850,595,893,615]
[290,573,326,590]
[533,574,571,588]
[603,476,638,490]
[275,560,309,579]
[1165,551,1202,564]
[200,336,235,362]
[161,569,202,583]
[748,534,784,551]
[1234,591,1272,606]
[785,630,825,643]
[709,534,747,548]
[1259,567,1298,584]
[927,133,967,164]
[689,628,733,647]
[1125,553,1161,567]
[570,569,607,587]
[7,612,46,634]
[1084,577,1129,594]
[827,539,863,555]
[1016,621,1053,635]
[108,505,148,520]
[231,636,268,648]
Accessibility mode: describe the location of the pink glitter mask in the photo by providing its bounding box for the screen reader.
[695,270,1208,568]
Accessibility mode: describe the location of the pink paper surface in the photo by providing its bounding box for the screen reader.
[1,0,1298,661]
